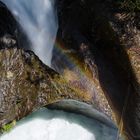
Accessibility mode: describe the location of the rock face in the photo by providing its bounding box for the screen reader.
[53,0,140,139]
[0,48,92,130]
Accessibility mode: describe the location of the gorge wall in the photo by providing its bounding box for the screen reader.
[52,0,140,139]
[0,1,140,140]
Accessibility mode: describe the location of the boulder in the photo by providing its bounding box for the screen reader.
[0,48,92,131]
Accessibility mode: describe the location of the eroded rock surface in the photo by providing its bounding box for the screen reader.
[0,48,92,130]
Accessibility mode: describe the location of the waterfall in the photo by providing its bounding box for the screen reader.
[1,0,58,66]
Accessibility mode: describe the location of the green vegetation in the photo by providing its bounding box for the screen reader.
[0,120,16,133]
[117,0,140,11]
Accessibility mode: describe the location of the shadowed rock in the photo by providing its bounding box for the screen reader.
[54,1,140,139]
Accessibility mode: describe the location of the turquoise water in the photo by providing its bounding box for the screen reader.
[1,108,120,140]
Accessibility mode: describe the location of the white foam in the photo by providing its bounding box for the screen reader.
[1,108,119,140]
[2,0,58,66]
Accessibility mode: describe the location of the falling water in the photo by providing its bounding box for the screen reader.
[1,0,58,66]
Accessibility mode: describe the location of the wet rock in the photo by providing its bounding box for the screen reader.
[0,48,92,131]
[54,0,140,139]
[53,0,115,122]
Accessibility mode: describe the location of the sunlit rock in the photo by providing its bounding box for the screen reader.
[0,48,92,130]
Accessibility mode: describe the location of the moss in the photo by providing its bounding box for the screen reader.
[1,120,16,133]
